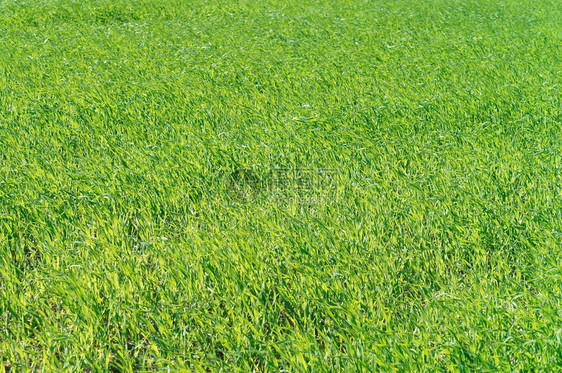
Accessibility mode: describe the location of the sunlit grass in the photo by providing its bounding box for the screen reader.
[0,0,561,371]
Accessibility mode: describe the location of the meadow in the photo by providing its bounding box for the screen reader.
[0,0,561,371]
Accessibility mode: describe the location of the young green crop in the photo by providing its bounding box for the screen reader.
[0,0,561,371]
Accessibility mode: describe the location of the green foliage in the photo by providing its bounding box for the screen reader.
[0,0,561,371]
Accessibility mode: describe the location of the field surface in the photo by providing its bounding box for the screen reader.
[1,0,561,371]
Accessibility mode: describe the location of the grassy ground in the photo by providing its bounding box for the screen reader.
[1,0,561,371]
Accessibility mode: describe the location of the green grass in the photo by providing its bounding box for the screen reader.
[1,0,561,371]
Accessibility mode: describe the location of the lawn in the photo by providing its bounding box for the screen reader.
[0,0,561,371]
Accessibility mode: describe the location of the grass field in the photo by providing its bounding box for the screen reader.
[1,0,561,371]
